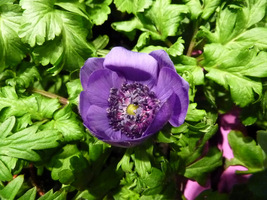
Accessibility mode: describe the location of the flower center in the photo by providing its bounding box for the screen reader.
[126,104,139,115]
[107,83,160,138]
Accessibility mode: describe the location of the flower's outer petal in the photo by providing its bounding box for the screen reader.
[79,91,91,121]
[149,50,176,72]
[103,134,153,148]
[153,67,189,127]
[80,57,104,90]
[85,105,149,147]
[218,165,251,193]
[144,93,176,136]
[184,180,211,200]
[84,105,123,141]
[169,93,189,127]
[218,108,247,159]
[86,69,125,108]
[104,47,158,83]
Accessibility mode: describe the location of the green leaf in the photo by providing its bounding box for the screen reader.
[257,130,267,159]
[55,0,89,20]
[112,0,188,41]
[19,0,62,47]
[137,37,184,57]
[0,0,14,6]
[196,189,228,200]
[174,56,204,85]
[0,159,13,181]
[243,0,266,28]
[185,103,207,122]
[140,0,188,40]
[19,0,94,71]
[184,147,222,185]
[200,2,267,49]
[5,64,41,89]
[42,105,85,142]
[133,32,150,51]
[0,116,15,139]
[117,149,134,172]
[203,44,265,107]
[179,123,218,166]
[114,0,152,13]
[206,69,262,107]
[92,35,109,51]
[141,168,164,195]
[0,175,24,200]
[0,156,20,178]
[0,86,60,121]
[86,0,112,25]
[47,144,91,189]
[247,170,267,199]
[201,0,221,20]
[227,131,265,171]
[87,163,123,198]
[186,0,202,20]
[66,79,83,105]
[139,45,167,53]
[134,147,152,177]
[228,27,267,50]
[0,123,62,161]
[112,17,141,39]
[166,37,184,57]
[37,189,67,200]
[0,3,27,69]
[17,187,37,200]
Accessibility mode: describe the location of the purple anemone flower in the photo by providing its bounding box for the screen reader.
[79,47,189,147]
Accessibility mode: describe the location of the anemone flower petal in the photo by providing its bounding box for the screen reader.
[85,106,138,145]
[80,57,104,90]
[169,93,189,127]
[85,105,124,141]
[218,165,251,193]
[103,133,153,148]
[153,68,189,126]
[144,94,176,136]
[86,69,125,108]
[83,105,110,138]
[104,47,158,83]
[79,91,91,120]
[149,49,176,72]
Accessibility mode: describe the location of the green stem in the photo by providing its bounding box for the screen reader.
[31,88,69,105]
[165,39,173,48]
[186,21,199,56]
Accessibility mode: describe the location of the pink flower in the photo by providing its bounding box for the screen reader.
[217,108,251,192]
[184,180,210,200]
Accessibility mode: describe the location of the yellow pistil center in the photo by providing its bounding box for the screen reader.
[126,104,139,115]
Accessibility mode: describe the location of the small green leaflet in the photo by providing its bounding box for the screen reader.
[41,105,85,142]
[0,3,27,70]
[86,0,112,25]
[19,0,94,72]
[227,131,265,172]
[112,0,188,41]
[114,0,152,14]
[0,175,24,200]
[200,1,267,49]
[0,117,62,162]
[203,44,267,107]
[0,86,60,121]
[47,144,91,189]
[184,147,222,185]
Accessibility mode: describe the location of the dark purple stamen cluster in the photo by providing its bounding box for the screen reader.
[107,83,160,138]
